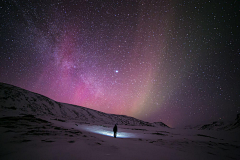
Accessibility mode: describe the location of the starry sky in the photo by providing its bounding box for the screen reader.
[1,0,239,127]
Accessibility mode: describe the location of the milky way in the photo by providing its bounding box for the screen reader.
[1,0,239,127]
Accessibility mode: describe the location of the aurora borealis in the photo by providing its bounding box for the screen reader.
[1,0,239,127]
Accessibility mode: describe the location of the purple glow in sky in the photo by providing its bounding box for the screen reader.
[1,0,239,127]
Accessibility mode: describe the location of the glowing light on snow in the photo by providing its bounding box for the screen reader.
[79,125,136,138]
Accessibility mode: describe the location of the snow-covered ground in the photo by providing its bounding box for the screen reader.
[0,82,239,160]
[0,116,239,160]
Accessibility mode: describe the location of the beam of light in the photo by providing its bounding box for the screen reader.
[79,125,136,138]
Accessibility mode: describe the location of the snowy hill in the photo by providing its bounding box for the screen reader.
[185,114,240,131]
[0,82,169,127]
[198,114,240,131]
[199,121,226,130]
[152,122,170,127]
[232,113,240,129]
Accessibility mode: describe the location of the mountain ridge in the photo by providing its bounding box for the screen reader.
[184,114,240,130]
[0,82,169,128]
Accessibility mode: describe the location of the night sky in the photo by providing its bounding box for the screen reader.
[1,0,239,127]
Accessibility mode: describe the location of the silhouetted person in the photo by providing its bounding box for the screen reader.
[113,124,118,138]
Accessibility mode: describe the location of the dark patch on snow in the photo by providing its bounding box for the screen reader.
[68,130,82,135]
[207,152,216,155]
[197,134,217,139]
[42,139,55,143]
[21,139,31,143]
[53,118,66,122]
[131,128,147,131]
[152,133,166,136]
